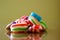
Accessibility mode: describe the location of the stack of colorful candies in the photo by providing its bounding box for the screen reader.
[6,12,47,33]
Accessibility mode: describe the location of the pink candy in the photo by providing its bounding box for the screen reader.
[14,16,44,32]
[7,16,44,32]
[20,16,28,23]
[28,25,43,32]
[13,16,33,26]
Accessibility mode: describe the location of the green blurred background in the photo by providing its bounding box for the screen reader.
[0,0,60,40]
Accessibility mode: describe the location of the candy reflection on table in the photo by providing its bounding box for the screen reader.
[6,31,47,40]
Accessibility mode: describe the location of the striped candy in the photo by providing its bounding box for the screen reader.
[29,16,41,25]
[20,16,28,23]
[40,20,47,29]
[10,23,28,32]
[29,12,42,25]
[30,12,42,21]
[28,25,44,32]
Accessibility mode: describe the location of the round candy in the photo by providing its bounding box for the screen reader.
[10,23,28,32]
[29,12,42,21]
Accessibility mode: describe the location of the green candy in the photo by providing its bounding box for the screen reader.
[12,28,27,31]
[40,20,47,29]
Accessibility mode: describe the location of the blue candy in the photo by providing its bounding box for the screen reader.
[30,12,42,21]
